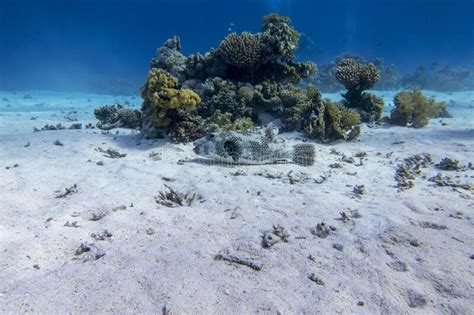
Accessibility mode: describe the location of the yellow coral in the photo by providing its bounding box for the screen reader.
[149,68,178,90]
[178,89,201,110]
[144,68,201,111]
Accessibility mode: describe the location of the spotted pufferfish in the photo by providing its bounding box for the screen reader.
[193,131,315,166]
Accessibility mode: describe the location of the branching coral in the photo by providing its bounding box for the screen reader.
[278,85,361,142]
[94,104,142,130]
[303,98,361,142]
[336,58,384,123]
[390,89,448,128]
[260,13,300,63]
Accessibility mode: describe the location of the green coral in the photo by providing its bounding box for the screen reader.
[257,61,317,85]
[336,58,384,123]
[390,89,448,128]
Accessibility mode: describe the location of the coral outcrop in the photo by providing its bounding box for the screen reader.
[389,89,449,128]
[336,58,384,123]
[138,14,360,143]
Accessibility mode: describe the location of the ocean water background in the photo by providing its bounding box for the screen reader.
[0,0,473,92]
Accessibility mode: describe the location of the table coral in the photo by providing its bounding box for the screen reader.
[336,58,384,123]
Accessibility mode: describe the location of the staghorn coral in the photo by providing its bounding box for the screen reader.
[336,58,384,123]
[390,89,448,128]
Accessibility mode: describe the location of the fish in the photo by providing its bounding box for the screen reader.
[193,131,316,166]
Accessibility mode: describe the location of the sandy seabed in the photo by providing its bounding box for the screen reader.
[0,90,473,314]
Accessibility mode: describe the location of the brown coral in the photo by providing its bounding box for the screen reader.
[335,58,384,123]
[336,58,381,90]
[218,32,263,69]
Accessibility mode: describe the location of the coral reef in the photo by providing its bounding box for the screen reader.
[336,58,384,123]
[390,89,449,128]
[313,59,474,92]
[138,14,361,143]
[94,104,142,130]
[401,65,474,91]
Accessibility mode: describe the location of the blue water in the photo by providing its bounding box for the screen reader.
[1,0,473,92]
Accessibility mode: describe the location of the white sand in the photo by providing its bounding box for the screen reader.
[0,90,473,314]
